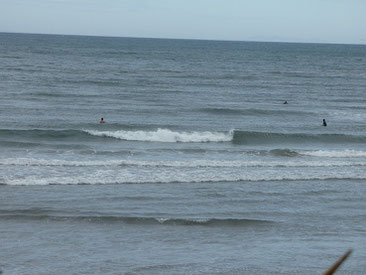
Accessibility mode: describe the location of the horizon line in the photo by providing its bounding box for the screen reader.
[1,31,365,47]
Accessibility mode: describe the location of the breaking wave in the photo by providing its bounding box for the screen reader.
[83,128,233,143]
[1,128,366,145]
[83,129,366,144]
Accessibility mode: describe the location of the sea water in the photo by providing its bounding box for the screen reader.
[0,33,366,274]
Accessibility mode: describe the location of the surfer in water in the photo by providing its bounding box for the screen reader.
[100,117,105,124]
[322,119,327,127]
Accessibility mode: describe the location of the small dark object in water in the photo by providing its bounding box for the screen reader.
[323,119,327,127]
[283,101,288,104]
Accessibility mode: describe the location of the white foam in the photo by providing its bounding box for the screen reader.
[84,128,233,143]
[300,149,366,158]
[4,168,366,186]
[1,157,366,168]
[329,111,366,122]
[0,158,119,167]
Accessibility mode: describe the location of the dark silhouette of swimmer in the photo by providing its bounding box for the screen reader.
[283,101,288,104]
[100,117,105,124]
[322,119,327,127]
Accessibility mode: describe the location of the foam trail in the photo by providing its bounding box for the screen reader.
[300,149,366,158]
[4,168,366,186]
[2,158,366,168]
[84,128,233,143]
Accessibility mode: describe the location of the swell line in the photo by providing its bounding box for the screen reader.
[0,211,272,227]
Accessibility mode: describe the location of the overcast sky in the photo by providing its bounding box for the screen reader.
[1,0,365,44]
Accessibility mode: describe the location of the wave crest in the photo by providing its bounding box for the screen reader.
[84,128,233,143]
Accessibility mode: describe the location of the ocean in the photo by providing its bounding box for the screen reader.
[0,32,366,274]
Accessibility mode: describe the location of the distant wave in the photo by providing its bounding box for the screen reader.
[62,78,123,87]
[0,210,272,227]
[199,107,313,116]
[199,107,245,115]
[1,128,366,145]
[103,50,138,56]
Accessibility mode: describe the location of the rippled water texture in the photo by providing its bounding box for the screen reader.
[1,33,366,274]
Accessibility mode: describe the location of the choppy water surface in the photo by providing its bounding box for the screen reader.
[1,33,366,274]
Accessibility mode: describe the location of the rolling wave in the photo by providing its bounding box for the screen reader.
[0,210,272,226]
[1,128,366,145]
[82,129,366,144]
[269,149,300,157]
[232,131,366,145]
[0,128,232,143]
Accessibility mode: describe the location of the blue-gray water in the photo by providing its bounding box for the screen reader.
[1,32,366,274]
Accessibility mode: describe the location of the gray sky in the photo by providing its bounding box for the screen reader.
[1,0,365,44]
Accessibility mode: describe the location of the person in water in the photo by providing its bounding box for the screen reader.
[100,117,105,124]
[283,101,288,104]
[322,119,327,127]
